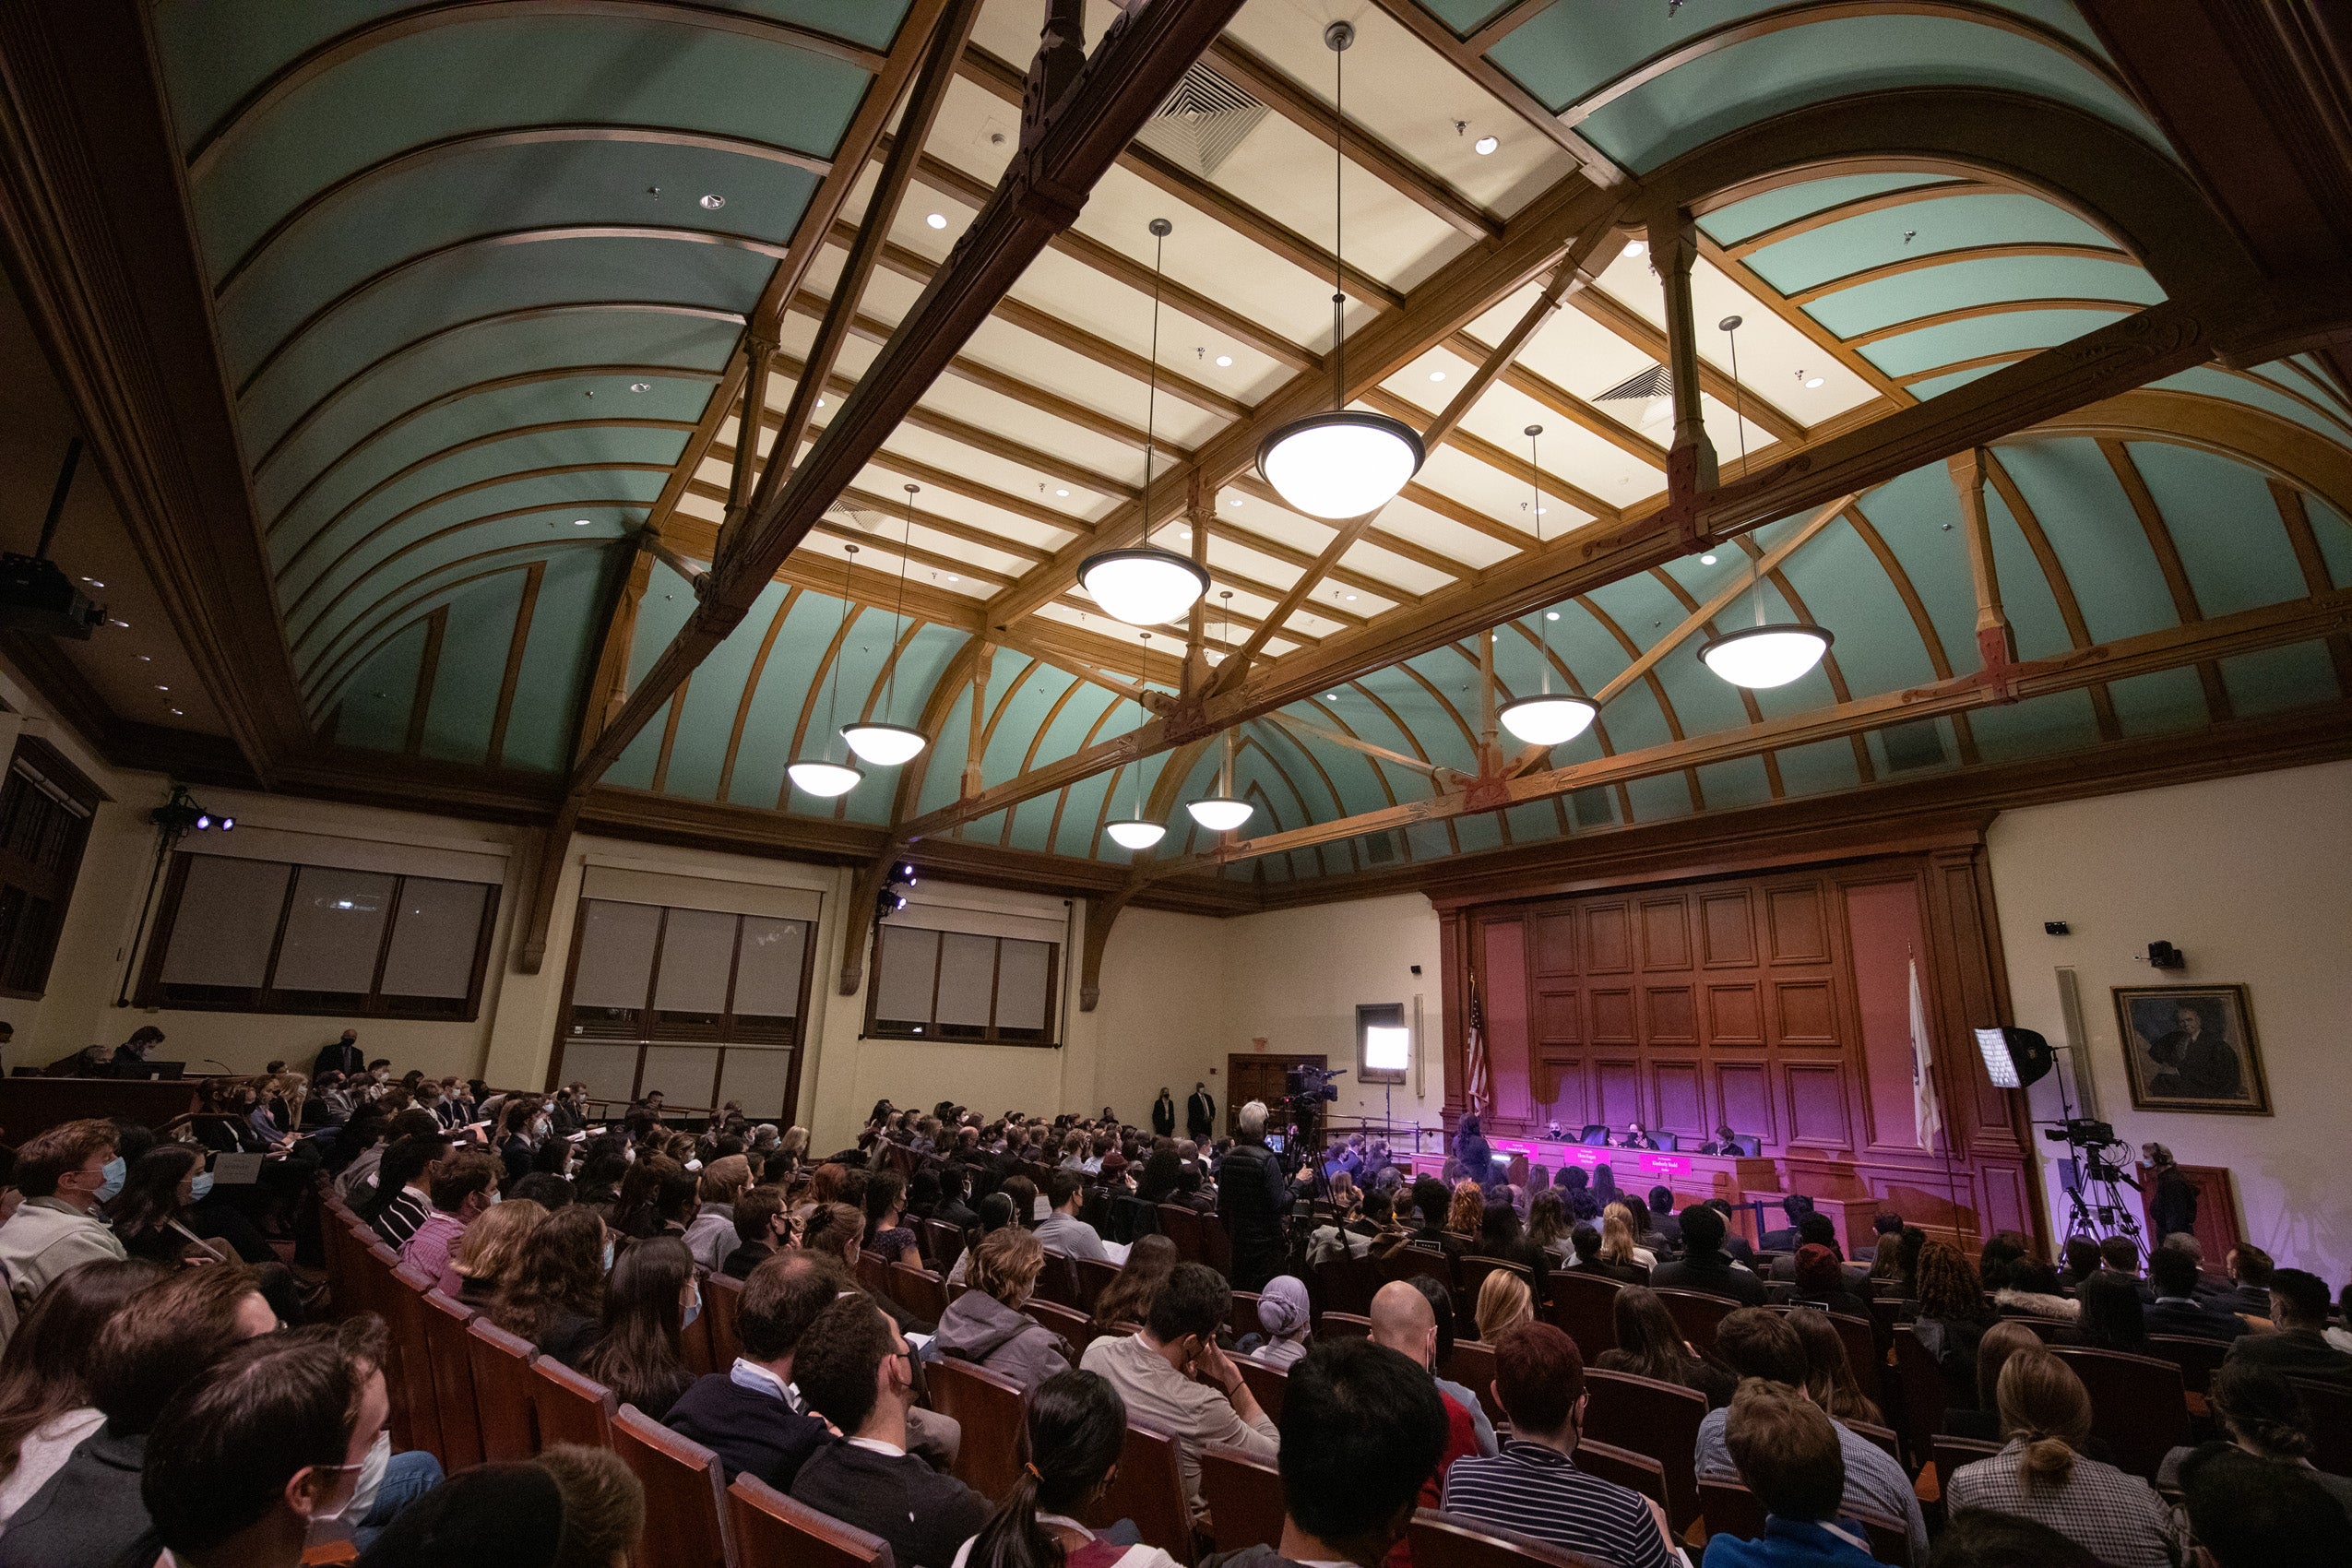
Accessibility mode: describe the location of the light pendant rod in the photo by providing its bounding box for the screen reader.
[1331,19,1345,413]
[1497,422,1598,750]
[1532,424,1550,694]
[1106,632,1166,850]
[841,487,930,765]
[790,542,867,795]
[1186,592,1254,832]
[1697,327,1835,695]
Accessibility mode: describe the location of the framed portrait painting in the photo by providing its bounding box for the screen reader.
[2112,984,2270,1116]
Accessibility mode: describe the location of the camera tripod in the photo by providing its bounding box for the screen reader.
[2057,1144,2144,1257]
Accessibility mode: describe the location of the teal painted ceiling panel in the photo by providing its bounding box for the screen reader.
[1697,755,1774,814]
[2308,500,2352,588]
[660,582,797,802]
[1451,813,1504,857]
[1844,466,1982,677]
[419,570,527,766]
[1625,773,1695,824]
[1773,737,1864,799]
[1859,307,2134,380]
[626,563,703,686]
[1503,800,1562,846]
[308,539,587,707]
[244,311,732,481]
[261,373,709,541]
[1994,439,2179,644]
[217,139,818,372]
[605,697,671,790]
[233,235,776,422]
[1051,770,1119,859]
[2219,641,2337,719]
[1698,172,1965,247]
[1771,514,1941,694]
[913,696,974,818]
[186,16,870,273]
[1979,478,2075,663]
[977,662,1079,786]
[1405,822,1455,861]
[1558,18,2157,172]
[2106,665,2209,738]
[333,618,427,753]
[1905,365,2010,400]
[2150,367,2352,454]
[500,547,612,773]
[2122,441,2308,619]
[1805,255,2159,340]
[1740,193,2118,293]
[1964,687,2101,761]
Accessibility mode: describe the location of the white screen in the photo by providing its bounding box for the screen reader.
[1364,1025,1411,1073]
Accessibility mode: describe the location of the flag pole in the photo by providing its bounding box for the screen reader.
[1914,944,1967,1248]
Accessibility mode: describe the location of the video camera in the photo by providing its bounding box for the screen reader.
[2042,1118,2117,1147]
[1286,1063,1346,1103]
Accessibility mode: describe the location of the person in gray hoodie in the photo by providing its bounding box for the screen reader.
[932,1226,1071,1394]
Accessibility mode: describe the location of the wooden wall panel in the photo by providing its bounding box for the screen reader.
[1843,879,1930,1154]
[1534,912,1578,976]
[1480,919,1533,1122]
[1716,1062,1773,1143]
[1654,1060,1704,1134]
[1597,1060,1641,1127]
[1701,892,1756,967]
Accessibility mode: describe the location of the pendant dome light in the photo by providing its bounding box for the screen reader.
[840,483,931,766]
[1187,594,1253,832]
[1695,315,1833,688]
[1497,423,1598,747]
[1255,21,1423,520]
[1104,633,1168,851]
[787,543,866,798]
[1079,219,1208,626]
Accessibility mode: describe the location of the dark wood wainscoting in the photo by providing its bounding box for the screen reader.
[1435,824,2042,1252]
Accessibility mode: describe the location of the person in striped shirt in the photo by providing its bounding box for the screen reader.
[1440,1323,1675,1568]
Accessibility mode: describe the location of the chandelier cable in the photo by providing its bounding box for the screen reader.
[884,485,916,715]
[1332,30,1346,410]
[826,544,855,741]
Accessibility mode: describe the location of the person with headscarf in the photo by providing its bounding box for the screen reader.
[1249,1276,1313,1369]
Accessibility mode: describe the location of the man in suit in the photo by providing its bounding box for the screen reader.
[1760,1194,1815,1253]
[1651,1204,1764,1305]
[2224,1270,2352,1388]
[1187,1081,1216,1141]
[1645,1186,1683,1253]
[2144,1244,2249,1342]
[108,1026,167,1077]
[667,1251,837,1489]
[789,1294,988,1568]
[1697,1123,1743,1156]
[1153,1086,1177,1137]
[312,1028,365,1081]
[2205,1243,2277,1316]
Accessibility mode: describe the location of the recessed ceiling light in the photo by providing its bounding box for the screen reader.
[170,707,184,716]
[1626,240,1646,257]
[1179,527,1192,538]
[1345,593,1357,600]
[816,398,825,409]
[1805,376,1824,388]
[1216,355,1232,367]
[136,654,150,661]
[925,213,947,230]
[1429,370,1446,383]
[156,684,169,692]
[946,574,958,582]
[1546,612,1560,621]
[573,518,592,526]
[1055,488,1069,497]
[109,618,128,628]
[1701,552,1718,564]
[628,382,649,393]
[1474,136,1498,156]
[1228,496,1242,507]
[699,194,724,209]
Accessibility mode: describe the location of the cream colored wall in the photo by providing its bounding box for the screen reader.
[1088,906,1231,1126]
[1985,759,2352,1287]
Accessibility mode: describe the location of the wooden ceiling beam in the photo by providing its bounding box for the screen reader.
[1364,0,1623,180]
[1569,286,1808,445]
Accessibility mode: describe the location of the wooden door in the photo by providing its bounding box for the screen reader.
[1225,1053,1325,1135]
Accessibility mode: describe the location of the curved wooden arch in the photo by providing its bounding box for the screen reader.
[275,417,692,557]
[819,617,930,824]
[1042,697,1127,854]
[774,599,876,810]
[2218,367,2352,444]
[1785,243,2135,307]
[2013,387,2352,520]
[878,633,986,827]
[1835,504,1979,765]
[1266,725,1374,873]
[236,224,790,400]
[1636,87,2263,303]
[291,493,650,664]
[308,538,597,707]
[218,124,832,295]
[1842,296,2139,350]
[267,362,714,528]
[283,459,671,630]
[1573,593,1705,812]
[995,678,1095,846]
[1328,681,1464,855]
[253,300,737,480]
[712,587,802,802]
[1640,567,1787,795]
[186,0,885,181]
[1388,657,1483,770]
[1722,177,2003,258]
[1978,451,2120,740]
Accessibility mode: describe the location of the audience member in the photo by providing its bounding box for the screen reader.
[0,1257,165,1526]
[791,1293,991,1568]
[1250,1276,1313,1369]
[1911,1241,1994,1408]
[1598,1204,1656,1272]
[1652,1203,1764,1305]
[1218,1102,1291,1291]
[579,1236,696,1421]
[682,1155,751,1273]
[1475,1268,1535,1342]
[1080,1261,1277,1519]
[1700,1382,1880,1568]
[2178,1441,2348,1568]
[353,1447,643,1568]
[1926,1509,2101,1568]
[1035,1170,1110,1263]
[0,1119,127,1316]
[1695,1309,1927,1562]
[1594,1285,1738,1408]
[0,1263,278,1568]
[1943,1349,2177,1568]
[1787,1307,1882,1426]
[2156,1360,2352,1518]
[1401,1275,1498,1457]
[865,1168,925,1267]
[449,1196,546,1310]
[1993,1260,2077,1322]
[954,1369,1182,1568]
[1944,1320,2040,1443]
[2226,1267,2352,1386]
[2209,1244,2275,1318]
[1367,1279,1480,1556]
[721,1184,790,1279]
[1089,1231,1178,1333]
[2054,1237,2101,1292]
[2144,1244,2249,1341]
[1789,1243,1874,1323]
[665,1250,837,1491]
[1442,1324,1673,1568]
[401,1148,500,1295]
[2073,1272,2150,1354]
[493,1206,609,1367]
[934,1227,1073,1392]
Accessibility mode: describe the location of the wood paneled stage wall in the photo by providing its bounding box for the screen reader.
[1435,821,2045,1253]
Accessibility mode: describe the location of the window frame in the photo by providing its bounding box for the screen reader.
[0,737,101,1000]
[861,922,1062,1048]
[134,850,500,1019]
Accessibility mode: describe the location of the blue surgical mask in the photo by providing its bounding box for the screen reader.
[683,1290,701,1331]
[95,1158,125,1204]
[189,1172,214,1202]
[602,1239,616,1272]
[485,1188,502,1206]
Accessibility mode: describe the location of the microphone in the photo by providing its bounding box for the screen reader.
[199,1058,234,1075]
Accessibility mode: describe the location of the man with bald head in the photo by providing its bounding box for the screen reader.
[1368,1281,1481,1562]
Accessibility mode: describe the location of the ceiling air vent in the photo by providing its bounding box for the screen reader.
[1596,364,1672,404]
[1570,784,1615,828]
[1882,719,1948,773]
[1134,64,1267,177]
[1362,830,1397,866]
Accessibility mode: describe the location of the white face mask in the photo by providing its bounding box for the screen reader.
[313,1429,390,1526]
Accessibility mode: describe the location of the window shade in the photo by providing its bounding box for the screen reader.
[996,939,1051,1031]
[273,867,395,994]
[873,925,939,1024]
[652,908,736,1016]
[572,900,660,1011]
[160,858,291,987]
[733,917,807,1021]
[380,878,487,999]
[935,932,998,1028]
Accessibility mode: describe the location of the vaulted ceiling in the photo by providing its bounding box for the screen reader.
[5,0,2347,915]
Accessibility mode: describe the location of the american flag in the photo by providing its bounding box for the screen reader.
[1466,971,1491,1113]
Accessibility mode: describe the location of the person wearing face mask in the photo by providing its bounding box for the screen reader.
[141,1321,401,1568]
[107,1146,300,1329]
[399,1150,501,1297]
[0,1119,127,1325]
[579,1237,698,1420]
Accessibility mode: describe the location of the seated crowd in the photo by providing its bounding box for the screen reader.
[0,1063,2344,1568]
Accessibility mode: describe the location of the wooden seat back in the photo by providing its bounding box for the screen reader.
[1443,1339,1504,1426]
[1313,1249,1383,1319]
[2144,1333,2229,1397]
[704,1272,746,1366]
[531,1357,619,1450]
[1543,1272,1621,1361]
[1931,1433,2003,1498]
[1581,1369,1707,1532]
[1570,1441,1667,1515]
[1080,1423,1194,1559]
[612,1404,736,1568]
[891,1263,950,1324]
[857,1249,896,1300]
[1653,1289,1737,1356]
[1230,1289,1263,1342]
[463,1318,541,1462]
[920,1218,966,1274]
[1697,1477,1768,1541]
[1156,1205,1205,1264]
[418,1288,486,1469]
[1200,1443,1286,1553]
[2289,1379,2351,1478]
[1378,1245,1457,1296]
[1198,1213,1233,1277]
[1020,1297,1092,1355]
[1074,1256,1120,1313]
[2050,1346,2188,1481]
[924,1357,1028,1502]
[1456,1255,1535,1308]
[371,1257,437,1465]
[727,1473,895,1568]
[1891,1324,1947,1471]
[683,1273,717,1376]
[1407,1509,1617,1568]
[1315,1311,1374,1342]
[1239,1358,1289,1424]
[1033,1250,1083,1310]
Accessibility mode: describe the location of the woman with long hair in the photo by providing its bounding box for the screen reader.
[612,1152,682,1240]
[1786,1306,1882,1425]
[2175,1360,2352,1512]
[1446,1180,1484,1238]
[1913,1240,1995,1406]
[494,1206,611,1367]
[580,1236,697,1420]
[947,1192,1017,1287]
[1089,1233,1178,1335]
[954,1370,1181,1568]
[450,1197,547,1310]
[1945,1349,2178,1568]
[1589,1162,1620,1209]
[1598,1204,1657,1271]
[1134,1149,1185,1206]
[1594,1285,1736,1408]
[1475,1270,1534,1342]
[864,1169,921,1266]
[2074,1271,2151,1354]
[1527,1189,1574,1261]
[110,1145,228,1265]
[0,1258,168,1525]
[1947,1319,2043,1441]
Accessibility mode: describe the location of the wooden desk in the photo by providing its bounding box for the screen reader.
[0,1075,206,1141]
